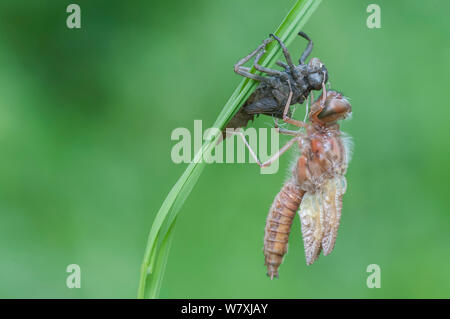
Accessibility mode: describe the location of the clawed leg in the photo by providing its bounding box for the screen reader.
[310,76,328,122]
[321,76,327,105]
[234,38,273,81]
[303,94,310,122]
[298,31,313,64]
[282,80,307,128]
[274,118,301,136]
[253,46,283,77]
[233,130,298,168]
[276,61,288,69]
[270,34,296,72]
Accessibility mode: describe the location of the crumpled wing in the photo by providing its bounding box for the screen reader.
[298,175,347,265]
[320,176,346,256]
[298,191,323,265]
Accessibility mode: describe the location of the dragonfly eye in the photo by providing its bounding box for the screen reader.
[317,92,352,122]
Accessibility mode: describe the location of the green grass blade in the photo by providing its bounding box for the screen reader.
[137,0,323,299]
[146,217,177,298]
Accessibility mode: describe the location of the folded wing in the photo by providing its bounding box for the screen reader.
[298,175,347,265]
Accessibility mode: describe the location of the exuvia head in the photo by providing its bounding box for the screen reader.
[306,58,328,90]
[293,32,328,89]
[315,91,352,124]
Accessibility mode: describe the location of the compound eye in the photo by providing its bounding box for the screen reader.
[318,94,352,122]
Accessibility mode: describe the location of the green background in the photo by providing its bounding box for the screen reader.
[0,0,449,298]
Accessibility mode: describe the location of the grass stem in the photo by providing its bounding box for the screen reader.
[137,0,323,299]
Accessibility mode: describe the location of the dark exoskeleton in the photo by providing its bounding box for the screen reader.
[224,32,328,134]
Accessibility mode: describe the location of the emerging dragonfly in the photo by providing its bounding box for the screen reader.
[224,31,328,135]
[234,84,352,279]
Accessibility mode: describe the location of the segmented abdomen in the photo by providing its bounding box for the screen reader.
[264,178,304,279]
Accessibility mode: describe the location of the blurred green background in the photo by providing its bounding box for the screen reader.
[0,0,449,298]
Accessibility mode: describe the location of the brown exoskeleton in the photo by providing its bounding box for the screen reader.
[234,84,352,279]
[224,32,328,135]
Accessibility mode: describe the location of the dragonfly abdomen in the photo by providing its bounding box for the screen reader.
[264,178,304,279]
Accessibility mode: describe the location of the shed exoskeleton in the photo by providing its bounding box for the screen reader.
[224,32,328,137]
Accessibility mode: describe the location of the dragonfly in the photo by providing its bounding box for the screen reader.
[234,83,352,279]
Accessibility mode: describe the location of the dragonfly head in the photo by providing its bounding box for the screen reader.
[316,91,352,123]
